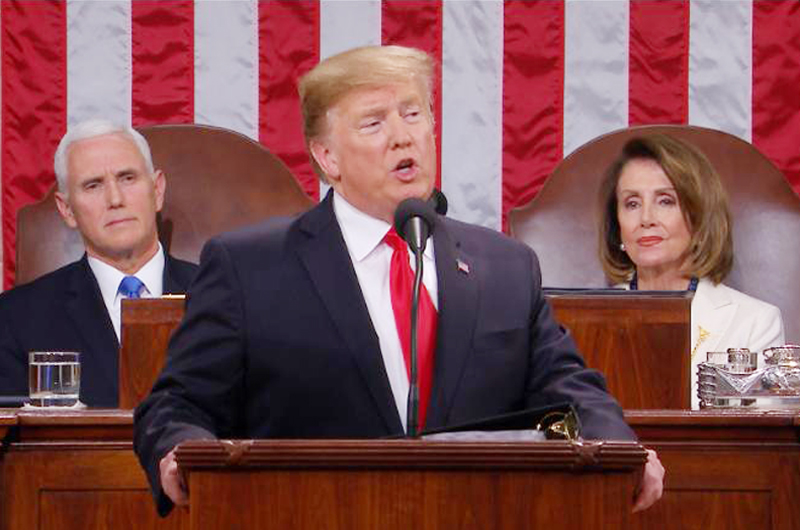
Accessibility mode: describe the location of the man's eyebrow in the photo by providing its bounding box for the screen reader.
[114,167,139,176]
[400,96,422,107]
[355,104,387,118]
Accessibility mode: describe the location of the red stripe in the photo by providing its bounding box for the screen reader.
[628,1,689,125]
[1,2,66,289]
[753,1,800,197]
[131,1,194,127]
[259,0,320,201]
[382,0,443,191]
[502,0,564,232]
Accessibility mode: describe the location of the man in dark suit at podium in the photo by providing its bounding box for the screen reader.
[0,119,197,407]
[134,46,663,514]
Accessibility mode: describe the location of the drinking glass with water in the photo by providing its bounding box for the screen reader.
[28,351,81,407]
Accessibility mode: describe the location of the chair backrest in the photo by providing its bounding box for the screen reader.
[15,123,314,285]
[508,125,800,342]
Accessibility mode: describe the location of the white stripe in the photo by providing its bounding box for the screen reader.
[688,0,752,142]
[563,0,629,156]
[66,0,131,126]
[195,0,259,140]
[318,0,381,201]
[320,0,381,60]
[441,0,504,231]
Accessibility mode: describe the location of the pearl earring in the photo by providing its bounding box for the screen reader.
[620,243,626,252]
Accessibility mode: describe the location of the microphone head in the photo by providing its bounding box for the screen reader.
[394,198,437,247]
[429,188,448,215]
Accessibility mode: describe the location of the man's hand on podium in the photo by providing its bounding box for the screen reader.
[633,449,665,513]
[160,447,189,507]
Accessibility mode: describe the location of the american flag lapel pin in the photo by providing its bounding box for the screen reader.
[456,258,470,275]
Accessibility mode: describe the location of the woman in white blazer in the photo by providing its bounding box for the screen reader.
[597,134,785,409]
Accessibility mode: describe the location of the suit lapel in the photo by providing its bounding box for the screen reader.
[425,219,479,430]
[162,253,180,292]
[66,257,120,393]
[692,280,737,356]
[296,195,403,434]
[162,253,190,293]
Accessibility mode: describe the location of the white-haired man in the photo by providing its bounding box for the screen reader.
[0,119,197,407]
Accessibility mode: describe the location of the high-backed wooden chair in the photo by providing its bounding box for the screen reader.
[508,125,800,342]
[15,124,314,286]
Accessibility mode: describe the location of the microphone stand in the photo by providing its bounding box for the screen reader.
[394,199,438,438]
[407,245,424,438]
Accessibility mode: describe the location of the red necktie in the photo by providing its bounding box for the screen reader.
[384,227,437,431]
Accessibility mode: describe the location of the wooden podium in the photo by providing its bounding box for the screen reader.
[175,439,647,529]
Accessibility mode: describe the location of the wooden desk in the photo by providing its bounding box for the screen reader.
[0,409,186,530]
[0,411,15,439]
[0,411,18,528]
[626,409,800,530]
[1,409,799,529]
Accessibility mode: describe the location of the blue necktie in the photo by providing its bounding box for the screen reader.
[118,276,144,299]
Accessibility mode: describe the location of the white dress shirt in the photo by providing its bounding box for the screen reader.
[333,192,438,431]
[88,243,165,342]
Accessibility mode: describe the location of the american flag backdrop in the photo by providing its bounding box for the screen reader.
[2,0,800,290]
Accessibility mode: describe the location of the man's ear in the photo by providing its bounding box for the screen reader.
[55,191,78,229]
[153,170,166,212]
[309,140,340,184]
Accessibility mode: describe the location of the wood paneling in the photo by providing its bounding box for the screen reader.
[0,411,16,529]
[635,491,770,530]
[40,491,178,530]
[117,294,693,413]
[628,410,800,530]
[190,469,634,529]
[119,297,186,409]
[1,410,186,530]
[2,410,800,529]
[549,292,692,409]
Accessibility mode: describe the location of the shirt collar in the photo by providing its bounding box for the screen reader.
[333,191,391,262]
[88,242,165,307]
[333,191,436,262]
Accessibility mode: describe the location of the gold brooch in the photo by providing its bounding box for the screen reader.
[691,326,711,358]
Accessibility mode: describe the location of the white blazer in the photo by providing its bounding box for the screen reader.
[690,279,785,408]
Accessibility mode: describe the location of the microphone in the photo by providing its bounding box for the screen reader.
[395,198,437,254]
[393,198,437,437]
[428,188,448,215]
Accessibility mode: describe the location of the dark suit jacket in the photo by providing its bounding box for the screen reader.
[134,193,635,514]
[0,252,197,407]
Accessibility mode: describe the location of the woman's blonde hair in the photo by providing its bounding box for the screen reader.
[298,45,434,181]
[598,134,733,284]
